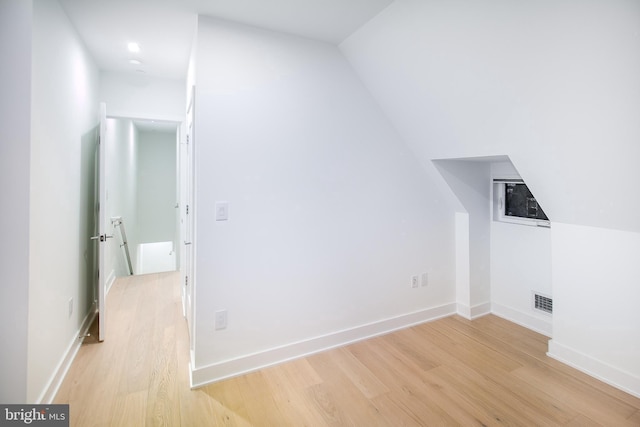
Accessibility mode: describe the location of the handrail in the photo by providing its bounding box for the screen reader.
[111,216,134,275]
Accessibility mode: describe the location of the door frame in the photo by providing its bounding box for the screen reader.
[96,102,108,341]
[97,107,187,341]
[182,85,196,354]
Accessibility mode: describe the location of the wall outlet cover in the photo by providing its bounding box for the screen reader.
[421,272,428,287]
[215,201,229,221]
[411,275,419,288]
[215,310,228,330]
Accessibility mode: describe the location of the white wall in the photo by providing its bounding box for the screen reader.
[191,16,455,384]
[549,224,640,397]
[432,156,554,332]
[28,0,99,403]
[490,161,552,335]
[341,0,640,395]
[100,71,186,122]
[433,159,491,318]
[105,118,139,276]
[454,212,470,315]
[341,0,640,233]
[0,0,32,404]
[136,130,177,244]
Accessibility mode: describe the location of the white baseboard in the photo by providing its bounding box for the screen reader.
[191,303,457,388]
[37,304,97,404]
[548,339,640,399]
[491,302,552,337]
[457,303,471,319]
[456,302,491,320]
[471,302,492,319]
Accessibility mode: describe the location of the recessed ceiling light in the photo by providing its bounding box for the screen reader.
[129,59,142,65]
[127,42,140,53]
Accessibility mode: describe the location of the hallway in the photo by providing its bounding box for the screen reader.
[54,272,188,426]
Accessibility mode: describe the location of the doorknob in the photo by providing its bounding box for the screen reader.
[90,234,113,242]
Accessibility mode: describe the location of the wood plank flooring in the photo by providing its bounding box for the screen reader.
[54,272,640,426]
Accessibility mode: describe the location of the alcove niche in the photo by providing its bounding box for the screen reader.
[433,155,553,335]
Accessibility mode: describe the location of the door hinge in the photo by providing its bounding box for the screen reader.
[186,204,189,215]
[185,276,189,287]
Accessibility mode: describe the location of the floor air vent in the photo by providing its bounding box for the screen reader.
[534,293,553,314]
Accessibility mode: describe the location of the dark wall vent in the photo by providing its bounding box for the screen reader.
[534,293,553,314]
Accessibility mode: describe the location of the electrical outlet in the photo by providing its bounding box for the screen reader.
[68,298,73,318]
[421,272,428,287]
[215,310,228,330]
[411,275,419,288]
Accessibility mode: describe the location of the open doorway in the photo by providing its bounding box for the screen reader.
[105,116,180,279]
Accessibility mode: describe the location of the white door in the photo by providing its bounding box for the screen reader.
[183,87,195,346]
[92,102,111,341]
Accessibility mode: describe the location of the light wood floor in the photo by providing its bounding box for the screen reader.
[55,272,640,426]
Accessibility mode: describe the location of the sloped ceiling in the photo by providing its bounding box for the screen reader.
[59,0,394,80]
